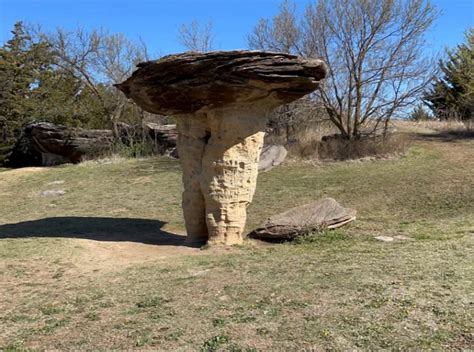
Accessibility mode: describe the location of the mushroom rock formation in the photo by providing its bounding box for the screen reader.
[116,50,327,246]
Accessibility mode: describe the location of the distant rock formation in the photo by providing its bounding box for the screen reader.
[4,122,114,167]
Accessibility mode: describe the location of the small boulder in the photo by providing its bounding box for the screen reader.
[258,145,288,172]
[375,235,394,242]
[40,189,66,197]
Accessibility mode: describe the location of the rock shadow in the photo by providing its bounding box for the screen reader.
[0,216,191,246]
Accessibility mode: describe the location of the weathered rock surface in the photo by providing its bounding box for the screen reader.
[258,145,288,172]
[5,122,181,167]
[39,189,66,197]
[5,122,114,167]
[145,123,178,150]
[116,50,327,246]
[142,123,288,171]
[248,198,356,241]
[116,50,327,115]
[176,106,268,245]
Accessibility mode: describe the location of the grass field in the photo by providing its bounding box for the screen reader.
[0,128,473,350]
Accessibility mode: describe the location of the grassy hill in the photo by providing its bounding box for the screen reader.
[0,129,473,350]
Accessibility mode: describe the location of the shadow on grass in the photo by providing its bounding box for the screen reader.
[0,216,193,246]
[416,130,474,142]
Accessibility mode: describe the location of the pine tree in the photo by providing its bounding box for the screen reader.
[424,28,474,121]
[0,21,53,159]
[0,22,107,162]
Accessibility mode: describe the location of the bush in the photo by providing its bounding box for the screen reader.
[317,134,409,161]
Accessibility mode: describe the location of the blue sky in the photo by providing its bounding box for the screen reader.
[1,0,472,58]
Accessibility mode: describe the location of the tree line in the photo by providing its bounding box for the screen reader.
[1,0,472,162]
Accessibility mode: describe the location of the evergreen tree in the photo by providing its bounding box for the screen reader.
[409,104,433,121]
[0,22,111,162]
[424,28,474,121]
[0,21,53,159]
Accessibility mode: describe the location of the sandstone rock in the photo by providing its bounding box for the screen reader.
[249,198,356,241]
[394,235,411,240]
[116,51,327,116]
[40,189,66,197]
[145,123,178,152]
[47,180,65,185]
[5,122,114,167]
[375,235,394,242]
[144,123,288,171]
[258,145,288,172]
[116,50,327,246]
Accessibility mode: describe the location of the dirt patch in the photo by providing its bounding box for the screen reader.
[75,237,199,271]
[0,167,46,177]
[65,233,246,273]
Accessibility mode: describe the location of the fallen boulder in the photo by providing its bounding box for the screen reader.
[248,198,356,241]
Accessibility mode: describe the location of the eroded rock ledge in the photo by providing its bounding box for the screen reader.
[116,50,327,115]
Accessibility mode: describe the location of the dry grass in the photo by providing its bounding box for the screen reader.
[0,125,473,350]
[267,119,411,161]
[265,119,337,158]
[393,119,473,134]
[317,133,409,161]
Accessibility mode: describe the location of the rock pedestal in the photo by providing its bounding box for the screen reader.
[116,51,327,245]
[177,106,269,245]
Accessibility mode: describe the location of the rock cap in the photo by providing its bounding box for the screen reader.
[116,50,327,115]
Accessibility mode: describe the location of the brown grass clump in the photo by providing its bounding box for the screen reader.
[277,130,409,161]
[317,133,410,161]
[266,117,410,161]
[393,119,473,134]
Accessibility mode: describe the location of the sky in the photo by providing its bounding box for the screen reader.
[0,0,473,58]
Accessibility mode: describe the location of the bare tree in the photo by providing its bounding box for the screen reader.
[178,19,214,52]
[27,26,149,131]
[249,0,438,139]
[248,0,302,54]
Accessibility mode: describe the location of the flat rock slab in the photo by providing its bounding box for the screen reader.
[375,235,394,242]
[375,235,411,242]
[249,198,356,241]
[40,189,66,197]
[115,50,327,115]
[47,180,65,185]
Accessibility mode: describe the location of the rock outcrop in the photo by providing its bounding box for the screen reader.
[144,123,178,153]
[116,50,327,245]
[249,198,357,241]
[4,122,114,167]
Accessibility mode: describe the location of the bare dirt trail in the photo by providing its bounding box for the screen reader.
[76,237,200,270]
[74,238,248,273]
